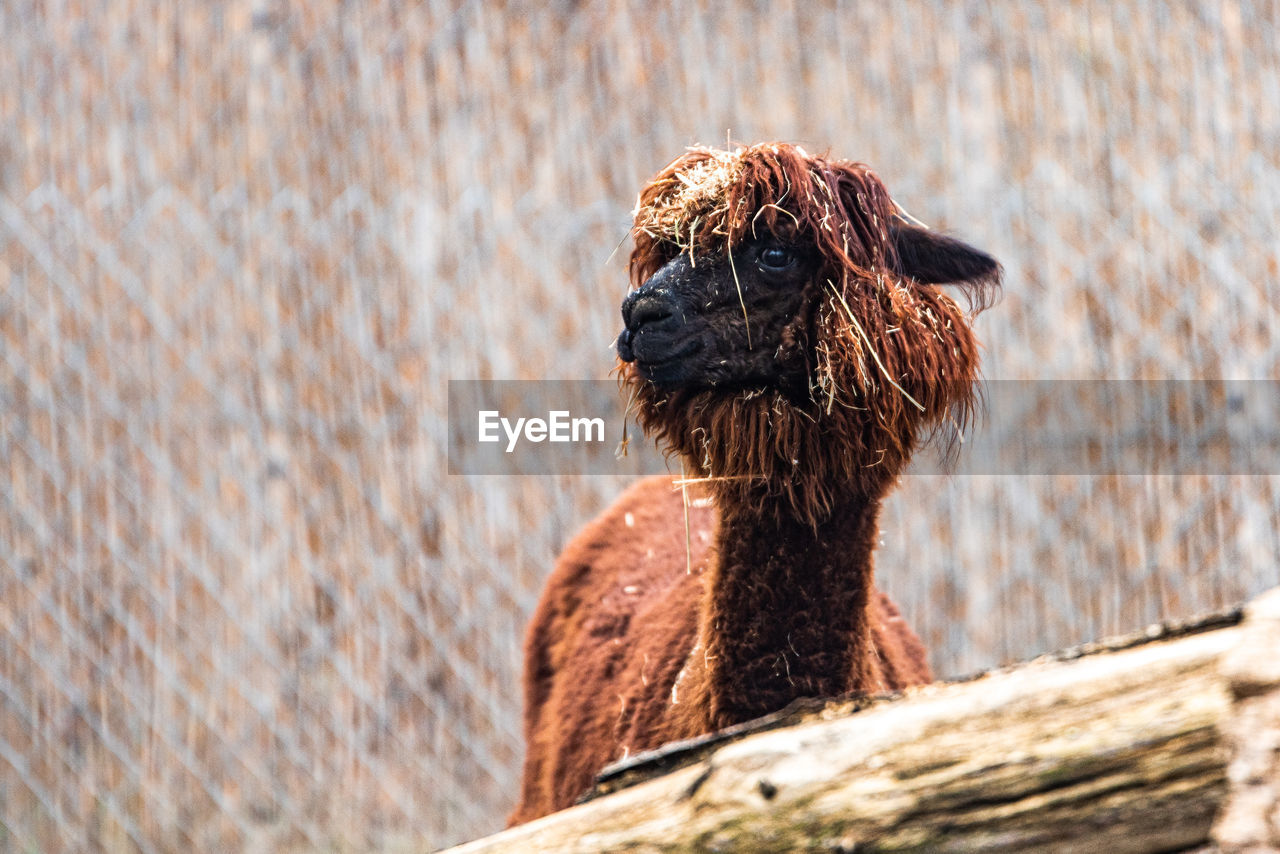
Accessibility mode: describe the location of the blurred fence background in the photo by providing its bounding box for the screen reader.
[2,1,1279,850]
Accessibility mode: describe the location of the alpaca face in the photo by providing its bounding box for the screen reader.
[615,235,818,395]
[617,143,1000,518]
[616,224,999,399]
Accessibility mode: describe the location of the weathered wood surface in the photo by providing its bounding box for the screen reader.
[443,592,1280,854]
[1211,587,1280,849]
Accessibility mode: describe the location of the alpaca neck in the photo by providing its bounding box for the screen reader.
[699,488,884,727]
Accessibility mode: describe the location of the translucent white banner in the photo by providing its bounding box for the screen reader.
[448,380,1280,475]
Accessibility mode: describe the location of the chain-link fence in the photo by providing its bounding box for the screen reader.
[2,1,1279,850]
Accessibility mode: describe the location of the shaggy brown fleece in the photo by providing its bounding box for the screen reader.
[628,143,991,524]
[509,476,929,825]
[510,142,998,824]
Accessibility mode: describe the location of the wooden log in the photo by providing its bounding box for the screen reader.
[443,599,1280,854]
[1212,586,1280,849]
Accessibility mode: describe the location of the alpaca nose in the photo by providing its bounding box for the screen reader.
[618,285,688,367]
[622,291,678,332]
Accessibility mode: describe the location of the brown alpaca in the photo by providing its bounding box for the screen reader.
[510,143,1001,824]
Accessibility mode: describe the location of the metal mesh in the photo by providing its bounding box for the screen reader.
[2,1,1279,849]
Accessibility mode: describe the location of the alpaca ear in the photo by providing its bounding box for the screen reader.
[891,222,1002,311]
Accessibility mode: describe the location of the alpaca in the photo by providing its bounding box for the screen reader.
[509,143,1001,824]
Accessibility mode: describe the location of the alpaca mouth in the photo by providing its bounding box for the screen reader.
[638,340,700,364]
[637,348,697,370]
[631,343,703,386]
[617,325,700,368]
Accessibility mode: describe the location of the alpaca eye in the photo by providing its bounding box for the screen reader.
[758,246,796,272]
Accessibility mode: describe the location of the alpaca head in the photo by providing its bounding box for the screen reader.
[616,143,1001,522]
